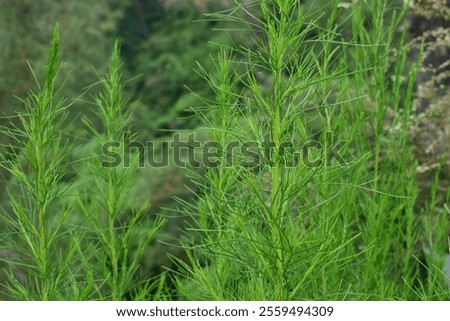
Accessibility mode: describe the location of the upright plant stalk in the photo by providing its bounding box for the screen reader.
[261,0,288,299]
[176,0,356,300]
[79,42,165,300]
[0,25,78,300]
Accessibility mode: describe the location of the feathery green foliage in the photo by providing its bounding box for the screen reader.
[174,0,450,300]
[0,0,449,301]
[78,42,166,300]
[0,26,83,300]
[0,27,165,301]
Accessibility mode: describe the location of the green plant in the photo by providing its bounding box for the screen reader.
[0,27,165,301]
[1,0,448,302]
[0,26,83,300]
[0,0,128,213]
[78,41,166,300]
[174,0,449,300]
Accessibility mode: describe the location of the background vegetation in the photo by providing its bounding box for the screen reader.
[0,0,449,300]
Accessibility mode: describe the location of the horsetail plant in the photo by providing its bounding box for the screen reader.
[0,26,83,300]
[77,41,166,300]
[0,28,166,301]
[175,0,363,300]
[175,0,450,300]
[0,1,448,302]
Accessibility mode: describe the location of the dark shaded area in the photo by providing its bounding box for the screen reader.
[118,0,164,65]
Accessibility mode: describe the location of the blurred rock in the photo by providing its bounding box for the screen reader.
[408,0,450,207]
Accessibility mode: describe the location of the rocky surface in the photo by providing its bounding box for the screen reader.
[408,0,450,205]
